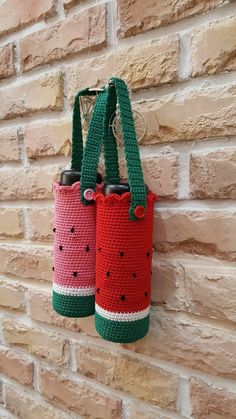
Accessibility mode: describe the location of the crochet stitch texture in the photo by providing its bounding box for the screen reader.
[52,182,103,317]
[94,191,157,342]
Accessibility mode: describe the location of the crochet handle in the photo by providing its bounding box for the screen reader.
[81,78,147,220]
[108,77,147,220]
[72,88,120,182]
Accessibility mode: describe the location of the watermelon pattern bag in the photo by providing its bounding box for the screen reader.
[52,89,104,318]
[81,78,157,343]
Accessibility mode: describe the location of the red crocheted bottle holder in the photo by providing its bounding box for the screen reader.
[94,191,157,313]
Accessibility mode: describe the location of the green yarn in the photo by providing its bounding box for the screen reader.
[103,86,120,184]
[95,312,149,343]
[80,88,120,204]
[72,87,120,189]
[80,78,147,220]
[80,90,108,205]
[108,77,147,220]
[52,291,95,318]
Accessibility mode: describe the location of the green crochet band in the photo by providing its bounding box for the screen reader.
[80,77,147,220]
[52,291,95,318]
[95,312,149,343]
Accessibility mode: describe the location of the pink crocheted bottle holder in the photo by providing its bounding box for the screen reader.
[52,181,103,317]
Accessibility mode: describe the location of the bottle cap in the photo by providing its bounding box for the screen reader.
[104,183,130,196]
[60,170,81,186]
[104,182,149,196]
[60,170,103,186]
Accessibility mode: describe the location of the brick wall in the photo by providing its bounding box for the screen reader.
[0,0,236,418]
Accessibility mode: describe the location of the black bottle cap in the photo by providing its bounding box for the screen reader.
[104,182,149,196]
[60,170,103,186]
[104,183,130,196]
[60,170,80,186]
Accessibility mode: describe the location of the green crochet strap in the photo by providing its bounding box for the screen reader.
[81,78,146,219]
[80,89,109,204]
[72,88,119,183]
[103,86,120,184]
[108,77,147,220]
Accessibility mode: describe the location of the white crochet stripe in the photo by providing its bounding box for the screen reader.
[95,303,150,322]
[53,283,95,297]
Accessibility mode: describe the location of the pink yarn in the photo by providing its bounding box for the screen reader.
[53,181,103,292]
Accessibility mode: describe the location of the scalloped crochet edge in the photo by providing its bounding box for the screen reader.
[94,190,157,205]
[53,181,104,195]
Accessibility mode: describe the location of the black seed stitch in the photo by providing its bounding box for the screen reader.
[146,251,150,257]
[119,251,124,257]
[53,228,56,233]
[96,288,100,293]
[106,272,110,278]
[86,245,90,252]
[52,267,54,271]
[120,295,126,301]
[73,272,78,277]
[144,291,148,297]
[70,227,75,233]
[59,245,63,251]
[132,273,137,278]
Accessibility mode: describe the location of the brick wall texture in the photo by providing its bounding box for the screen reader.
[0,0,236,418]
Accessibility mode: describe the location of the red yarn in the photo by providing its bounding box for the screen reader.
[53,181,103,290]
[94,191,157,313]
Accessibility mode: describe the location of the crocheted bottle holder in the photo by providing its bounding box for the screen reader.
[94,191,156,342]
[52,181,103,317]
[80,78,157,342]
[52,88,110,318]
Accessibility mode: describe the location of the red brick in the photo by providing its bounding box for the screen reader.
[20,5,107,72]
[190,149,236,198]
[39,367,122,418]
[0,279,25,311]
[124,307,236,379]
[67,36,179,102]
[154,210,236,260]
[119,154,178,198]
[191,15,236,76]
[152,254,236,324]
[0,245,52,282]
[27,208,54,241]
[25,121,71,159]
[142,154,178,198]
[75,343,179,410]
[0,0,56,36]
[3,319,69,366]
[190,378,236,418]
[0,128,20,162]
[0,346,33,386]
[117,0,229,38]
[0,73,63,121]
[0,208,23,238]
[140,83,236,144]
[4,384,72,418]
[0,44,14,79]
[0,166,61,201]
